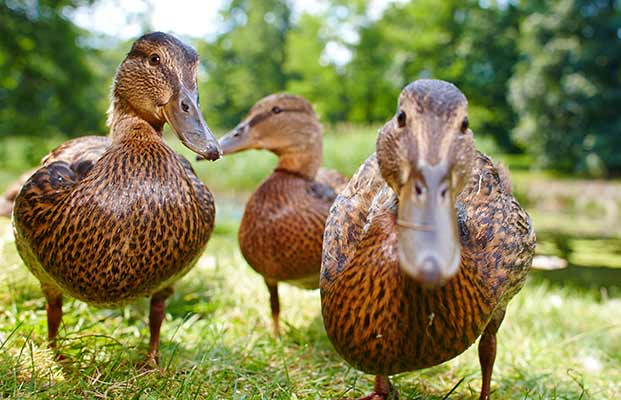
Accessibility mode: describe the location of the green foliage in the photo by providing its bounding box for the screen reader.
[453,3,523,151]
[197,0,292,128]
[509,0,621,175]
[345,0,523,149]
[1,0,620,174]
[345,19,399,123]
[284,13,346,123]
[0,0,104,137]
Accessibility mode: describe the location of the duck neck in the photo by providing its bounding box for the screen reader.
[107,97,164,140]
[274,125,323,179]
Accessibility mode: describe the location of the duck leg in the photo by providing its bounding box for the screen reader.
[146,286,174,365]
[349,375,398,400]
[478,308,506,400]
[265,279,280,336]
[42,283,63,356]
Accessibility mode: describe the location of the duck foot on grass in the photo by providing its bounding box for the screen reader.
[343,375,399,400]
[136,286,174,371]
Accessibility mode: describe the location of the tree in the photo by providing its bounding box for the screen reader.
[453,2,523,151]
[344,0,522,151]
[345,21,398,124]
[198,0,292,128]
[509,0,621,175]
[0,0,103,137]
[284,12,346,123]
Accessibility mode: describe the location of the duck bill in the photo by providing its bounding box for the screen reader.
[164,86,222,161]
[218,122,256,155]
[397,167,461,287]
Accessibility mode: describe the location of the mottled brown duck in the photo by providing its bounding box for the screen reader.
[12,32,221,364]
[320,80,535,399]
[216,94,347,335]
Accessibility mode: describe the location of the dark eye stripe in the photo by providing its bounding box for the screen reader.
[248,107,307,127]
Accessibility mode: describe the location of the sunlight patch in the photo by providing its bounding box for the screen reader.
[582,354,603,373]
[197,255,216,269]
[15,343,65,386]
[548,294,563,308]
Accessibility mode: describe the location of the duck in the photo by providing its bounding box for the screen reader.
[12,32,221,364]
[320,79,536,399]
[216,94,347,335]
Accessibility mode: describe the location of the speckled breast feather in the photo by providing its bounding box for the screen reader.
[239,169,343,287]
[320,151,535,375]
[12,134,215,308]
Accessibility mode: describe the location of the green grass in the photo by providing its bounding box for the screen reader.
[1,216,620,399]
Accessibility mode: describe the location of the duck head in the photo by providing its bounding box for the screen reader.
[377,79,475,287]
[218,94,320,157]
[111,32,221,161]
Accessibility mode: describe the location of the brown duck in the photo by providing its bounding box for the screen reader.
[216,94,346,335]
[12,32,221,363]
[320,80,535,399]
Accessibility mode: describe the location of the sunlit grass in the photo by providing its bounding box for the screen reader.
[1,216,620,399]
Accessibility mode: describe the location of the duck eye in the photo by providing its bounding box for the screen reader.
[272,106,282,114]
[148,54,161,66]
[414,181,425,197]
[397,110,406,128]
[461,116,469,133]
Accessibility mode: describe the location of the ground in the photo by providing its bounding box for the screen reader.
[0,128,619,399]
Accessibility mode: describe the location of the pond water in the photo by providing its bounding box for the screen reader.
[533,231,621,298]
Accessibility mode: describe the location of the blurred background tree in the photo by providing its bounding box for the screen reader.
[197,0,292,128]
[1,0,620,176]
[284,12,347,124]
[0,0,103,138]
[510,0,621,175]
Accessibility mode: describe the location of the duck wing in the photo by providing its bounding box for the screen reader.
[316,167,348,194]
[41,136,111,168]
[320,154,391,288]
[11,136,111,286]
[1,136,110,218]
[456,152,536,303]
[14,135,110,216]
[13,136,110,216]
